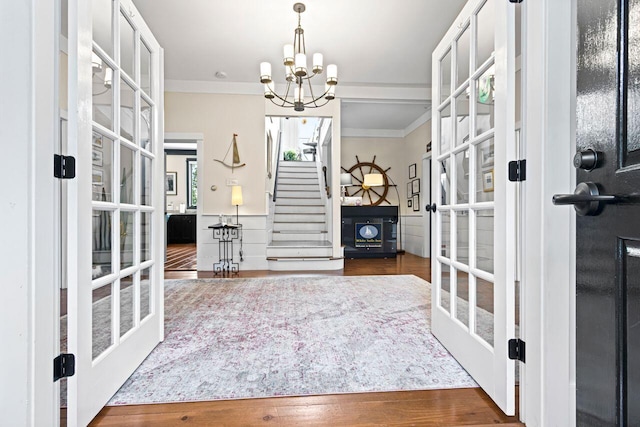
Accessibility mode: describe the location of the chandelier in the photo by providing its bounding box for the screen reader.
[259,3,338,112]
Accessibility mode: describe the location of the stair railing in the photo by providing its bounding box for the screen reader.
[272,130,283,202]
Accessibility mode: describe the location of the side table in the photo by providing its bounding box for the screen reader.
[208,223,241,275]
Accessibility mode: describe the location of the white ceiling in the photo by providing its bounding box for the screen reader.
[132,0,467,135]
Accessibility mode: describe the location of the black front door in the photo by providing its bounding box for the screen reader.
[572,0,640,425]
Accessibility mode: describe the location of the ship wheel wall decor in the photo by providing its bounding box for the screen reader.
[341,155,392,206]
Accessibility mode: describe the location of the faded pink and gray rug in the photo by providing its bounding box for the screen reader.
[108,275,477,405]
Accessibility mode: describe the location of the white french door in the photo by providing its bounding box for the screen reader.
[431,0,517,415]
[65,0,164,425]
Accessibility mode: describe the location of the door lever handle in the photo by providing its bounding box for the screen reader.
[552,182,620,216]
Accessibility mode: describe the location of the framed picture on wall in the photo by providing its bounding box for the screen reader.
[166,171,178,195]
[409,163,417,179]
[412,178,420,195]
[483,169,494,192]
[407,182,412,197]
[412,194,420,211]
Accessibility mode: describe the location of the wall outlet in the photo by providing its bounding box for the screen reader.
[226,179,238,186]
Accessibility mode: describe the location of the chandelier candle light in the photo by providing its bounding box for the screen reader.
[260,3,338,111]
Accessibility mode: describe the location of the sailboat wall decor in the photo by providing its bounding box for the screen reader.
[214,133,246,172]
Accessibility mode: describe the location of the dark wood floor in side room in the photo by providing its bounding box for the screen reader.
[85,253,522,427]
[165,243,198,270]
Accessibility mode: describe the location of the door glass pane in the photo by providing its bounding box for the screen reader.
[476,277,494,347]
[476,67,495,135]
[92,282,113,360]
[120,211,134,269]
[141,155,152,206]
[92,0,113,58]
[92,132,114,202]
[476,138,495,202]
[441,48,452,103]
[120,78,135,142]
[455,149,470,204]
[456,25,471,88]
[476,209,494,273]
[440,103,452,153]
[120,144,135,204]
[92,58,114,131]
[455,270,470,328]
[120,275,135,337]
[140,267,151,320]
[456,90,470,147]
[119,11,135,79]
[92,210,112,279]
[141,212,151,262]
[441,211,451,258]
[141,41,152,95]
[140,97,152,151]
[440,157,451,205]
[441,265,451,313]
[456,212,469,264]
[476,0,495,69]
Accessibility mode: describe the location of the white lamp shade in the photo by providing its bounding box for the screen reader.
[326,64,338,85]
[264,83,275,99]
[325,83,336,100]
[295,53,307,76]
[231,185,243,206]
[260,62,272,83]
[283,44,294,65]
[312,53,323,73]
[340,173,352,186]
[103,68,113,88]
[92,52,103,73]
[363,173,384,187]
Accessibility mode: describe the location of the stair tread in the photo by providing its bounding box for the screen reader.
[268,240,332,247]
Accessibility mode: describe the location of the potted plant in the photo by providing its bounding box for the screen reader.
[283,150,298,161]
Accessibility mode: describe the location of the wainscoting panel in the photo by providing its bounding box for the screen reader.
[403,214,427,258]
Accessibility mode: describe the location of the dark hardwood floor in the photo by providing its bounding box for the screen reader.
[165,243,198,271]
[81,253,522,426]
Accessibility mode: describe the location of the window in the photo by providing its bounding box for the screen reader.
[186,158,197,209]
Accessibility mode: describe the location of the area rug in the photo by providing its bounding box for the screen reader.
[107,275,477,405]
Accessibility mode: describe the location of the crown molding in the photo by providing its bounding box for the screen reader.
[403,109,432,136]
[342,128,405,139]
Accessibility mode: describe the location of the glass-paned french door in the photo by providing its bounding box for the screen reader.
[65,0,164,425]
[431,0,517,415]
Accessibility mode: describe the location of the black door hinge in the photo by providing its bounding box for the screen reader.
[53,353,75,381]
[508,159,526,182]
[508,339,526,363]
[54,154,76,179]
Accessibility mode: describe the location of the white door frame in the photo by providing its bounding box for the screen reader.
[0,0,59,425]
[520,0,576,425]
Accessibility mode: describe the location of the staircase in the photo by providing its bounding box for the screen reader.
[267,161,341,270]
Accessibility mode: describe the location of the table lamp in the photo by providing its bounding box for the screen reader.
[231,185,243,225]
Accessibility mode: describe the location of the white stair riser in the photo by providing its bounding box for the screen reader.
[275,198,324,206]
[274,213,325,223]
[275,205,324,214]
[278,172,318,179]
[266,246,333,258]
[278,178,319,185]
[277,191,321,199]
[274,222,326,232]
[278,161,316,168]
[278,184,319,192]
[271,232,328,242]
[267,258,343,271]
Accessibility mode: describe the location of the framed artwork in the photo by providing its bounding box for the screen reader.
[92,149,103,166]
[483,169,494,192]
[407,182,412,197]
[92,132,103,148]
[409,163,417,179]
[92,169,103,186]
[412,194,420,211]
[166,171,178,195]
[412,178,420,194]
[407,199,412,208]
[481,144,495,168]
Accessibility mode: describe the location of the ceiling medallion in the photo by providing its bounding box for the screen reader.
[259,3,338,112]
